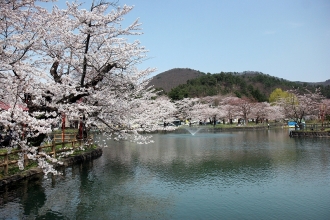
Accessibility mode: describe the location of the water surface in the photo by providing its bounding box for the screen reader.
[1,128,329,219]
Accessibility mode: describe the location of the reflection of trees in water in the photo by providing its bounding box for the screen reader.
[146,155,273,186]
[101,134,275,187]
[102,129,299,186]
[0,161,95,219]
[2,130,329,219]
[72,157,173,219]
[22,178,46,216]
[41,161,96,219]
[5,158,171,219]
[35,211,68,220]
[0,173,46,218]
[292,137,330,174]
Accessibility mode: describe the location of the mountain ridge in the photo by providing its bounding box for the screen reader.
[148,68,204,93]
[148,68,330,100]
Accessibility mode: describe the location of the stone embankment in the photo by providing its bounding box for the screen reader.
[289,131,330,137]
[55,147,103,167]
[0,147,102,187]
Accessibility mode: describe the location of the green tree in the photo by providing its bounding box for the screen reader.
[251,88,267,102]
[269,88,290,103]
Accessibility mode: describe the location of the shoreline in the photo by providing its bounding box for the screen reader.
[289,130,330,137]
[0,147,103,187]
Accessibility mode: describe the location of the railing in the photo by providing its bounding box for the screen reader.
[295,122,330,131]
[0,134,93,176]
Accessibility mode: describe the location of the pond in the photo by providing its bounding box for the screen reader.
[1,128,330,219]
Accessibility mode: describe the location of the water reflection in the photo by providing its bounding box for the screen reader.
[0,129,329,219]
[0,174,47,219]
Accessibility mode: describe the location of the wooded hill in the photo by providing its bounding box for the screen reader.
[148,68,204,93]
[149,68,330,101]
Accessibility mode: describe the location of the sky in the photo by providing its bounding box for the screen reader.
[45,0,330,82]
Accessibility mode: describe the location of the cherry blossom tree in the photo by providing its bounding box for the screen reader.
[175,96,230,126]
[189,102,212,124]
[319,98,330,127]
[219,97,269,125]
[277,88,325,125]
[320,99,330,123]
[133,95,177,132]
[214,105,227,124]
[0,0,174,174]
[250,102,268,124]
[219,97,241,124]
[264,104,285,122]
[234,97,253,125]
[198,96,227,125]
[173,97,199,123]
[249,102,284,124]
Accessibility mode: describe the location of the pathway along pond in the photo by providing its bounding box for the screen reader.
[0,128,329,219]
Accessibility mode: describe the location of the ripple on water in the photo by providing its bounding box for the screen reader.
[1,130,330,219]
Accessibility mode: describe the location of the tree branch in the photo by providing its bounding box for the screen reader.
[56,92,89,105]
[84,63,119,88]
[50,60,62,83]
[27,104,58,114]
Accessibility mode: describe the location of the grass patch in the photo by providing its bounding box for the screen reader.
[1,143,98,179]
[0,161,38,179]
[52,128,78,134]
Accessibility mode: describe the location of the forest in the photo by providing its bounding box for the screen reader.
[168,71,330,101]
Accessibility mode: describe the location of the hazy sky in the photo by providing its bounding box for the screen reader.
[47,0,330,82]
